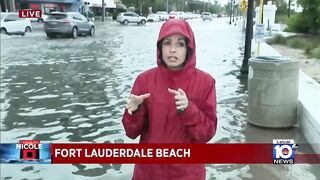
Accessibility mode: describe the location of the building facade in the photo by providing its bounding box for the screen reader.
[14,0,83,14]
[1,0,16,12]
[83,0,116,16]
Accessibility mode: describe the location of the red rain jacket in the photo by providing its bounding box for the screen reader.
[122,19,217,180]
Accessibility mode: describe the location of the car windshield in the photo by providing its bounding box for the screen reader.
[48,14,68,20]
[1,14,6,20]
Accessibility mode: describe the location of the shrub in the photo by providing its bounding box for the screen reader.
[311,47,320,59]
[285,14,310,33]
[305,45,313,54]
[289,39,306,49]
[270,35,287,45]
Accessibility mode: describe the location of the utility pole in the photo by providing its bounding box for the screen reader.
[166,0,168,12]
[229,0,233,24]
[102,0,105,22]
[288,0,291,17]
[240,0,254,76]
[232,0,235,22]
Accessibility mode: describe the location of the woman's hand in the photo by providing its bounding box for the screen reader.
[168,88,189,112]
[126,93,150,115]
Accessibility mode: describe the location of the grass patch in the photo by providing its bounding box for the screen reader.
[268,35,287,45]
[270,34,320,59]
[289,38,307,49]
[311,48,320,59]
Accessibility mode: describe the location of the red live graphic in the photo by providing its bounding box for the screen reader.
[19,9,41,18]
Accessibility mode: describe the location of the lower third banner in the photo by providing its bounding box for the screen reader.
[50,143,320,164]
[1,142,319,164]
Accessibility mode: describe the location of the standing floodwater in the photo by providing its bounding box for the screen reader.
[1,19,319,179]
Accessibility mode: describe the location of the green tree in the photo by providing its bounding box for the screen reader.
[295,0,320,34]
[274,0,288,15]
[209,0,222,13]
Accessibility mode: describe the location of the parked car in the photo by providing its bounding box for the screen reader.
[168,11,181,20]
[28,13,49,23]
[44,12,95,39]
[147,14,160,22]
[0,12,32,35]
[201,12,212,21]
[177,11,186,20]
[155,11,168,21]
[217,13,223,18]
[37,14,49,23]
[116,12,147,25]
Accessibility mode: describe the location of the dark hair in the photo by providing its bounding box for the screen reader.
[157,38,193,66]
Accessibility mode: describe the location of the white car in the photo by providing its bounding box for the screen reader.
[116,12,147,25]
[1,12,32,35]
[168,11,184,20]
[27,13,48,23]
[156,11,168,21]
[202,12,212,21]
[147,14,160,22]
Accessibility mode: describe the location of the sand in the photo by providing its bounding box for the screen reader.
[271,44,320,83]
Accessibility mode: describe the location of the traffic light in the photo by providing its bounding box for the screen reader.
[240,0,248,12]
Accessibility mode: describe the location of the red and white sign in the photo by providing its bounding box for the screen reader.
[19,9,42,18]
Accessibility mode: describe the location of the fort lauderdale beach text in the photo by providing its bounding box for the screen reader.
[54,148,191,158]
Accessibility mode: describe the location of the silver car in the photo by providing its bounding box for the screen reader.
[116,12,147,25]
[44,12,95,39]
[202,12,212,21]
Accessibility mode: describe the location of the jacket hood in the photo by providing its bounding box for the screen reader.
[157,20,196,72]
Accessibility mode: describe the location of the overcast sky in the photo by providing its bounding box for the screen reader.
[219,0,229,5]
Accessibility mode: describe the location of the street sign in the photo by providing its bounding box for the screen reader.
[255,24,264,43]
[84,2,89,13]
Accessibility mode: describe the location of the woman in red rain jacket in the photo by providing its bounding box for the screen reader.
[122,19,218,180]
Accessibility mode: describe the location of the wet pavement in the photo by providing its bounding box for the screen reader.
[1,18,320,180]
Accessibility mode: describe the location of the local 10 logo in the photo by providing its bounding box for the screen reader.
[273,139,298,164]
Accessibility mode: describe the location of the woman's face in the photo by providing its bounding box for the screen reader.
[161,34,187,71]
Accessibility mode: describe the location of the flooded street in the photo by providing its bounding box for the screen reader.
[1,18,319,179]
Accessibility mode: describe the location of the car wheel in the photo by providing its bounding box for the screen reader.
[72,27,78,39]
[123,20,129,25]
[140,20,146,25]
[38,18,44,23]
[25,26,32,33]
[0,28,7,34]
[47,33,56,38]
[89,26,95,36]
